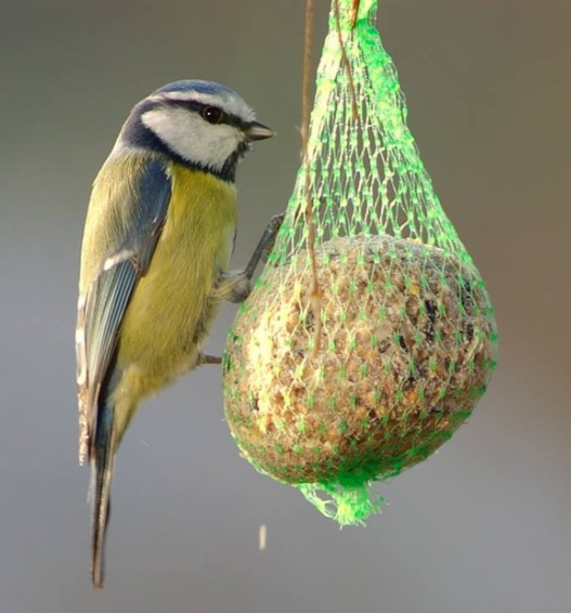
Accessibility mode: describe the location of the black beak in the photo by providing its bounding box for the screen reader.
[246,121,275,141]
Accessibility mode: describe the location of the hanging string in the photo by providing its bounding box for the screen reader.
[351,0,361,27]
[334,0,361,122]
[302,0,323,357]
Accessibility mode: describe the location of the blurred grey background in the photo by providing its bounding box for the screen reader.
[1,0,570,611]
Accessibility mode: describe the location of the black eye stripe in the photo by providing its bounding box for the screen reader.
[168,99,246,130]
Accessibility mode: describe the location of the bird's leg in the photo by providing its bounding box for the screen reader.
[202,213,285,368]
[243,211,285,280]
[225,211,285,304]
[196,354,222,366]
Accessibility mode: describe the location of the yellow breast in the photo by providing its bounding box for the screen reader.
[117,164,237,397]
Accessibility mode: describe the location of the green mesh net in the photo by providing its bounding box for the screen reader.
[223,0,498,525]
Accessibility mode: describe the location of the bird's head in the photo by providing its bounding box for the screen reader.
[118,80,274,181]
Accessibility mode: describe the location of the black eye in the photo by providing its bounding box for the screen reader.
[201,106,224,124]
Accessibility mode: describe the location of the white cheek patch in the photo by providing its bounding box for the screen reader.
[142,107,241,171]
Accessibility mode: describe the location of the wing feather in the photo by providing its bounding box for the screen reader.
[77,156,171,463]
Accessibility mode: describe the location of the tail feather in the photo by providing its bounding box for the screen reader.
[90,401,115,590]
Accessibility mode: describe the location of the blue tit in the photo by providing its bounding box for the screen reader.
[76,80,276,589]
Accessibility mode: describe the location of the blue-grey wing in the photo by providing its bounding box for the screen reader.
[77,158,171,463]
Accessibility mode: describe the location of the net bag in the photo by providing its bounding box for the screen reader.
[222,0,498,525]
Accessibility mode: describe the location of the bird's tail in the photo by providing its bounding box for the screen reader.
[90,398,116,590]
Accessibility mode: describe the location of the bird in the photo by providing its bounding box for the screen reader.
[76,79,280,589]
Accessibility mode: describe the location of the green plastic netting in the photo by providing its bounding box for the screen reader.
[223,0,498,525]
